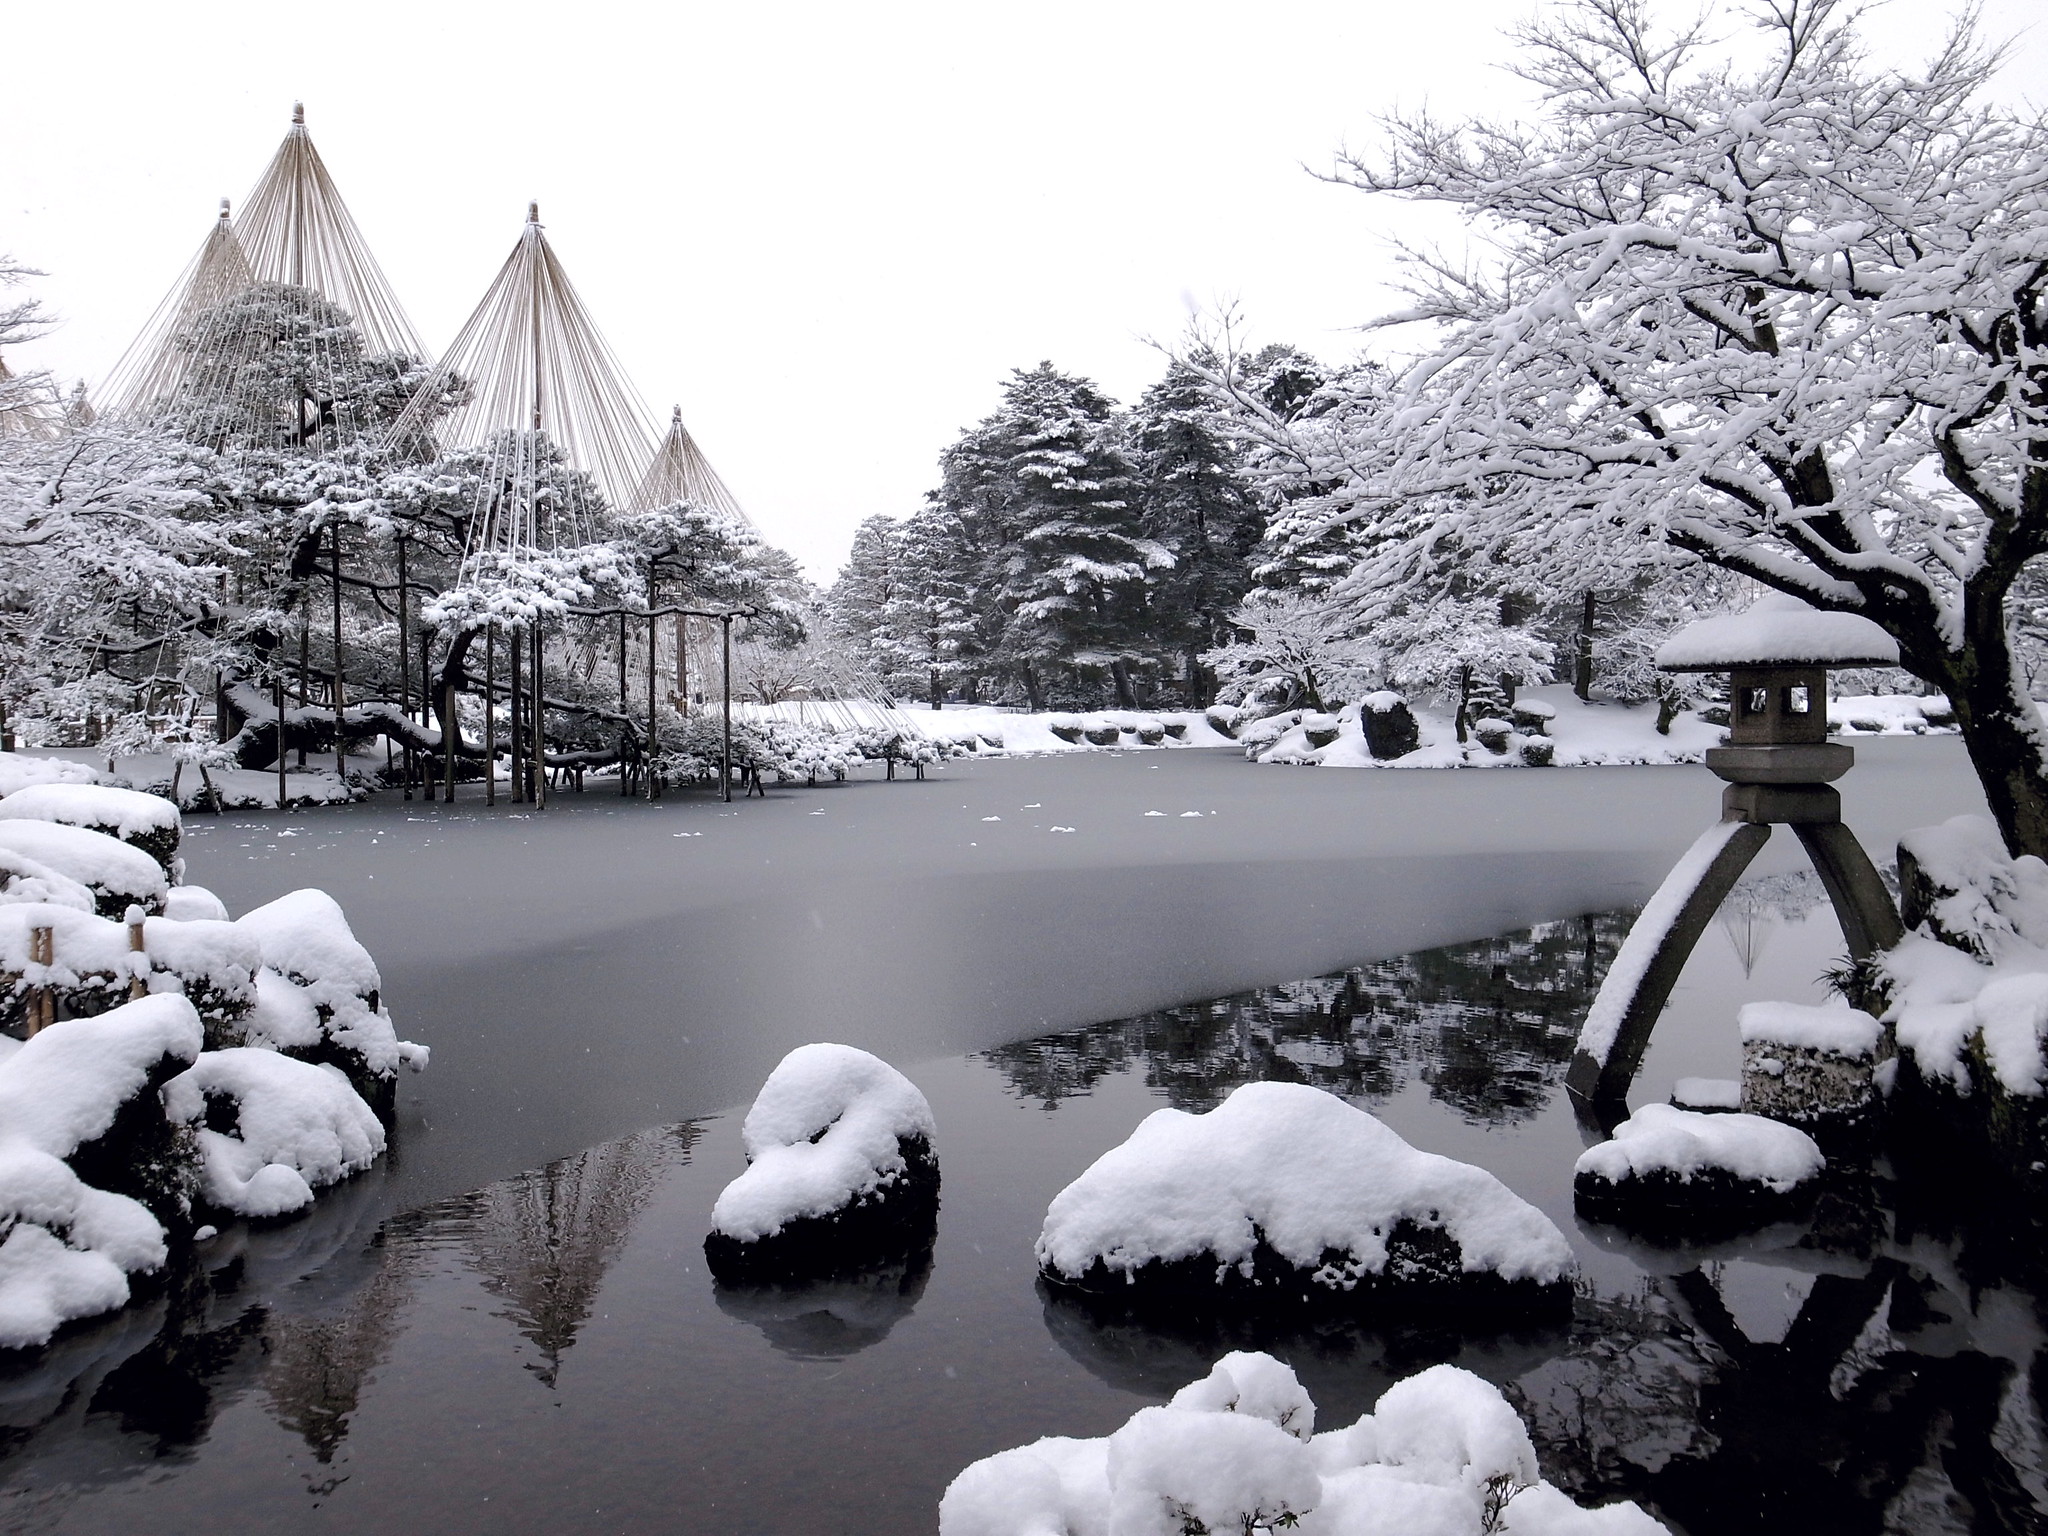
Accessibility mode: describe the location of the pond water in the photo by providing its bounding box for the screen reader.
[4,877,2041,1534]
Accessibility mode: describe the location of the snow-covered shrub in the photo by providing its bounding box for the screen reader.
[0,1144,171,1351]
[235,889,426,1118]
[0,756,98,799]
[1519,738,1555,767]
[1473,717,1513,754]
[0,904,147,1032]
[163,1048,385,1219]
[939,1351,1667,1536]
[1237,710,1304,758]
[140,917,261,1048]
[1510,700,1555,736]
[1036,1081,1572,1314]
[1738,1001,1886,1134]
[0,845,97,914]
[161,884,230,922]
[1574,1105,1825,1231]
[1048,713,1085,743]
[0,784,182,878]
[1301,712,1342,749]
[706,1043,938,1279]
[1201,705,1240,740]
[0,821,167,919]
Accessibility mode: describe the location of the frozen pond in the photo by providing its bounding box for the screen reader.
[4,742,2033,1533]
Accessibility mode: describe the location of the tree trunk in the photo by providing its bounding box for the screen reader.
[1111,658,1136,710]
[1455,664,1472,744]
[1575,591,1595,701]
[930,668,943,709]
[1936,611,2048,859]
[1019,664,1046,713]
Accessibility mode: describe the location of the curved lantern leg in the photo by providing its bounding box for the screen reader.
[1566,820,1774,1106]
[1793,821,1905,957]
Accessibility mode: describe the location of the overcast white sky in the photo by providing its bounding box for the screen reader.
[6,0,2043,581]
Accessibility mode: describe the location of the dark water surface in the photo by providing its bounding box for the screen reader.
[4,889,2042,1534]
[3,745,2035,1532]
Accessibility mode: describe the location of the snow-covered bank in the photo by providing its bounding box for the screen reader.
[940,1350,1666,1535]
[0,784,423,1349]
[1231,684,1959,770]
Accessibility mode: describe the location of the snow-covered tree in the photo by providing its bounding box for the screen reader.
[826,514,906,680]
[0,256,56,438]
[1202,588,1377,713]
[936,363,1170,708]
[879,505,976,706]
[1237,0,2048,854]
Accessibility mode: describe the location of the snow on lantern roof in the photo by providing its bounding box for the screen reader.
[1656,595,1899,673]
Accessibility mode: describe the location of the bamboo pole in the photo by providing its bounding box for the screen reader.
[721,614,733,805]
[332,520,346,782]
[26,924,53,1035]
[485,623,497,807]
[296,612,309,768]
[398,538,412,800]
[532,620,547,809]
[274,671,288,810]
[618,612,631,798]
[510,627,524,803]
[126,905,147,1001]
[422,641,437,801]
[646,577,658,801]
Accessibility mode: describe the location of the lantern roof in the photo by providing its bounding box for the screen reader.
[1656,595,1899,673]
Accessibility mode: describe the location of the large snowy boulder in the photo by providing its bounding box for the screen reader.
[1896,815,2048,960]
[0,821,167,919]
[0,903,147,1032]
[939,1352,1666,1536]
[1573,1105,1825,1230]
[1036,1082,1573,1314]
[163,1048,386,1220]
[705,1043,938,1278]
[0,784,182,878]
[1738,1000,1886,1133]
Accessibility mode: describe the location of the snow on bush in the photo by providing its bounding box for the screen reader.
[0,903,148,1032]
[1896,815,2048,960]
[939,1351,1667,1535]
[0,996,205,1348]
[707,1044,938,1272]
[163,1049,386,1219]
[234,889,426,1105]
[1575,1105,1824,1209]
[0,821,167,918]
[1036,1082,1572,1311]
[140,917,261,1045]
[160,884,230,922]
[0,847,96,915]
[0,784,182,875]
[0,755,98,799]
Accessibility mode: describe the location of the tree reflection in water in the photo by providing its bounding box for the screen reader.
[984,912,1631,1123]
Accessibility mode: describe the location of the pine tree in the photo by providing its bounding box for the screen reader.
[881,505,977,707]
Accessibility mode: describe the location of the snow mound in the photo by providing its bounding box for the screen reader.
[1972,973,2048,1098]
[0,755,98,799]
[160,884,230,923]
[0,783,179,855]
[0,994,202,1159]
[234,889,420,1093]
[939,1353,1666,1536]
[0,846,97,914]
[1896,815,2048,959]
[235,889,380,999]
[164,1048,385,1219]
[0,904,146,1029]
[141,917,262,1039]
[708,1044,939,1265]
[0,1145,166,1350]
[1036,1081,1572,1309]
[1737,1000,1883,1058]
[1655,595,1897,670]
[1575,1105,1824,1194]
[0,821,168,918]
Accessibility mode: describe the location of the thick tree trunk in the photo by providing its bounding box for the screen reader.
[1936,610,2048,860]
[1019,664,1046,713]
[1575,591,1595,701]
[1111,658,1136,710]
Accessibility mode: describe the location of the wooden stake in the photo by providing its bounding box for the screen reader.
[126,905,148,1001]
[510,626,525,803]
[721,614,733,804]
[398,538,413,800]
[531,620,547,809]
[646,579,658,801]
[332,520,347,782]
[27,924,54,1035]
[486,623,497,807]
[274,671,288,811]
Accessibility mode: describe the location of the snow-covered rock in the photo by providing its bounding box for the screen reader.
[0,1146,167,1350]
[0,845,97,914]
[0,821,167,919]
[163,1049,385,1219]
[1896,815,2048,960]
[140,917,261,1045]
[1738,1001,1886,1132]
[938,1352,1666,1535]
[706,1044,939,1276]
[1574,1105,1825,1228]
[0,784,181,876]
[1036,1082,1572,1312]
[160,884,230,923]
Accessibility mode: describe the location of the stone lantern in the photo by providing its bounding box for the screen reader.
[1565,597,1907,1106]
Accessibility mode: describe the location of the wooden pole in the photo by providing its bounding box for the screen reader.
[422,640,437,800]
[677,616,689,717]
[444,673,457,802]
[485,623,497,807]
[126,905,147,1001]
[274,671,288,811]
[533,622,548,809]
[398,538,412,800]
[721,614,733,804]
[647,580,659,802]
[27,924,53,1035]
[618,612,631,798]
[332,520,347,782]
[510,626,524,804]
[296,610,309,767]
